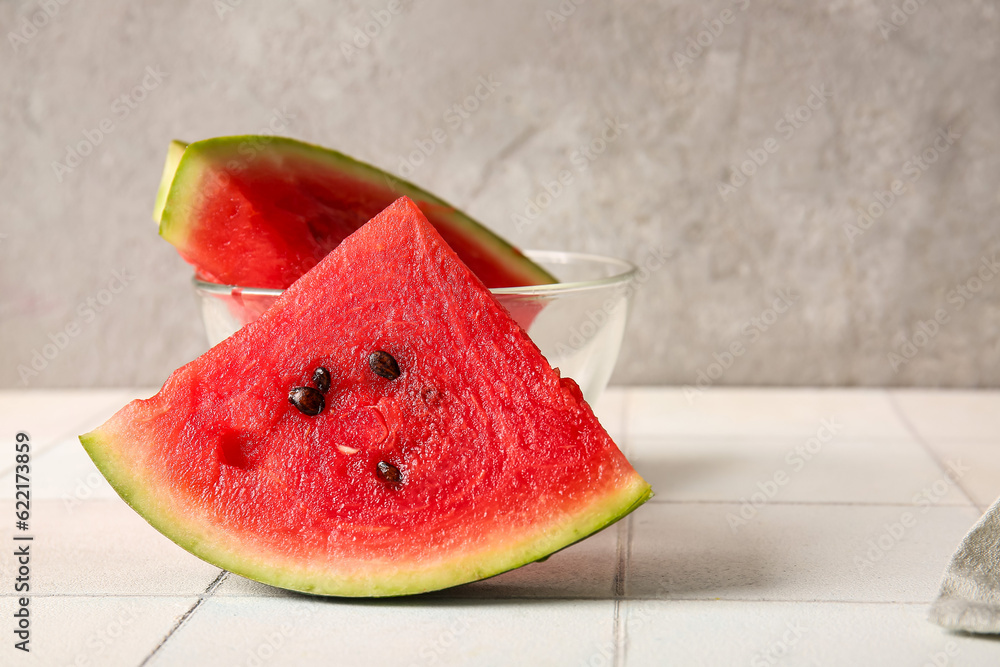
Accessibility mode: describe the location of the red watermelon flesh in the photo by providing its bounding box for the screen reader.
[159,136,554,289]
[81,197,650,597]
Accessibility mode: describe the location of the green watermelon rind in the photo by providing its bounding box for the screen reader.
[152,139,188,224]
[80,427,651,597]
[157,135,555,286]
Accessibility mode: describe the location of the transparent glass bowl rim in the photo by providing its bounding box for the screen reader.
[191,249,639,297]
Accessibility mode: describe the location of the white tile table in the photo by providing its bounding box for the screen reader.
[1,388,998,666]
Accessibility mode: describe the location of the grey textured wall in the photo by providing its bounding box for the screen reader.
[2,0,998,389]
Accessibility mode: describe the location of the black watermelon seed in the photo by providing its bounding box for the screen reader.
[288,386,324,416]
[312,367,331,393]
[377,461,402,484]
[369,351,401,380]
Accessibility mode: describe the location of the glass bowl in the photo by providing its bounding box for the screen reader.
[193,250,637,402]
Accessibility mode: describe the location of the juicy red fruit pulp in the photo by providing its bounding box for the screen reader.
[180,154,532,289]
[84,196,649,596]
[159,337,621,559]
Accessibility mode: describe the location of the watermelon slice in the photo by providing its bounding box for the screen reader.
[157,136,554,289]
[81,197,650,597]
[152,139,187,223]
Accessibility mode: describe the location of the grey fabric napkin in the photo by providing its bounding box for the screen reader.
[930,496,1000,633]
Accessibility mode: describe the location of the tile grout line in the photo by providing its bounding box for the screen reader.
[642,499,974,508]
[612,386,633,667]
[611,511,633,667]
[0,392,138,479]
[613,520,628,599]
[0,593,943,604]
[137,570,229,666]
[611,520,626,667]
[612,599,626,667]
[628,434,962,443]
[620,512,639,667]
[885,390,981,510]
[620,386,633,458]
